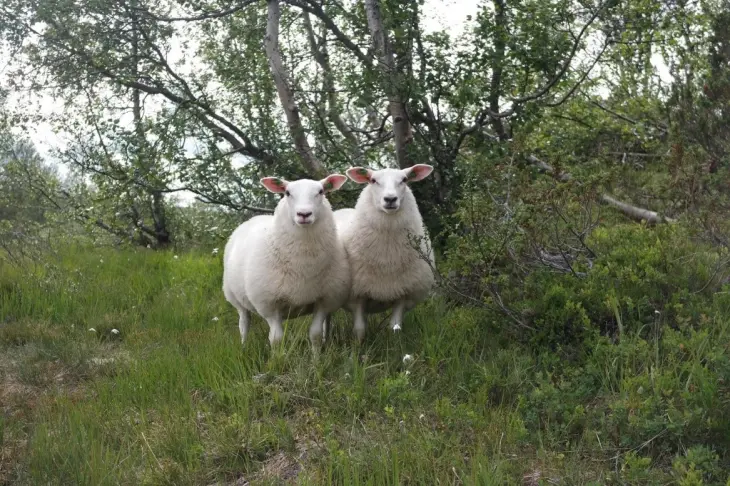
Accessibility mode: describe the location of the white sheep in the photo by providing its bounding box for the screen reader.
[222,174,351,351]
[334,164,436,341]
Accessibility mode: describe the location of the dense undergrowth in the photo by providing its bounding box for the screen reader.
[1,222,729,485]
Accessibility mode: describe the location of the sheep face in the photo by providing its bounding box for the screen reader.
[346,164,434,214]
[261,174,347,226]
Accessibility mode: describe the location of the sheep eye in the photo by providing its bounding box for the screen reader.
[401,177,407,184]
[284,190,290,197]
[370,178,377,184]
[318,189,324,195]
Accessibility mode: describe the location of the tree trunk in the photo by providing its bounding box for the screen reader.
[363,0,413,169]
[265,0,325,177]
[131,0,169,247]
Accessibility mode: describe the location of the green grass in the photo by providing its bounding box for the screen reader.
[1,244,729,485]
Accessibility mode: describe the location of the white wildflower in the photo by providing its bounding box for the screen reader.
[111,328,120,335]
[146,244,151,249]
[99,259,104,263]
[419,414,425,420]
[654,310,660,315]
[403,354,413,364]
[173,255,179,259]
[212,316,219,322]
[212,248,219,255]
[405,370,411,376]
[88,328,96,332]
[392,323,402,332]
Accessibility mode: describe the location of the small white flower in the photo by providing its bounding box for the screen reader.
[212,316,219,321]
[345,372,351,378]
[146,244,151,249]
[419,413,425,420]
[654,310,660,315]
[392,323,402,332]
[173,255,179,259]
[212,248,219,255]
[403,354,413,364]
[88,328,96,332]
[111,329,120,335]
[99,259,104,263]
[405,370,411,376]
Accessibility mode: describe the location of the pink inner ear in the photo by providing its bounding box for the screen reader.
[261,177,287,193]
[406,164,434,182]
[346,167,371,184]
[323,174,347,192]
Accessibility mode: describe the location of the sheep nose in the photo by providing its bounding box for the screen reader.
[297,211,312,218]
[383,196,398,205]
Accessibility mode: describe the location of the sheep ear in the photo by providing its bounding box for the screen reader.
[403,164,434,182]
[320,174,347,193]
[260,177,288,193]
[346,167,372,184]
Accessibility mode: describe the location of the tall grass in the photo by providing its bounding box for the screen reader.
[1,242,729,485]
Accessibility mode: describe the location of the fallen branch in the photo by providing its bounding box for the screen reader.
[600,194,675,225]
[526,154,675,225]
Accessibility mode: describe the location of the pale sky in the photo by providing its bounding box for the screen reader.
[2,0,670,204]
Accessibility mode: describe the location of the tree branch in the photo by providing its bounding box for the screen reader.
[302,11,362,161]
[283,0,370,65]
[134,1,260,22]
[15,14,271,163]
[455,0,612,152]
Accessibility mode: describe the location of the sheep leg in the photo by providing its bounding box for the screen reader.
[237,308,251,344]
[264,312,284,346]
[389,299,406,331]
[353,299,367,342]
[322,313,329,344]
[309,307,328,353]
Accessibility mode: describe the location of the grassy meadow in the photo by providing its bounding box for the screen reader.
[1,232,730,485]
